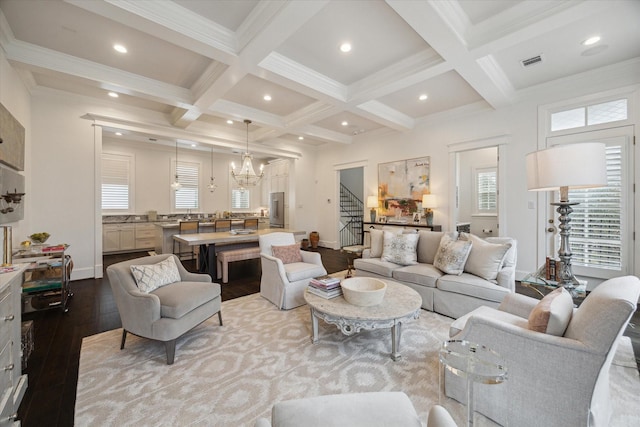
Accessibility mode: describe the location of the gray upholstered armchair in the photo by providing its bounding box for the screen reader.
[445,275,640,427]
[259,232,327,309]
[106,254,222,364]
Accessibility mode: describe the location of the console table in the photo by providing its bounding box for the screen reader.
[362,222,442,245]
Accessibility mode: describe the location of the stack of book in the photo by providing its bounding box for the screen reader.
[307,275,342,299]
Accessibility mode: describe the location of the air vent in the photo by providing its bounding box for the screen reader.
[521,54,543,67]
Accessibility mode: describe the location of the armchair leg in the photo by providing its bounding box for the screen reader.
[165,340,176,365]
[120,329,127,350]
[218,310,223,326]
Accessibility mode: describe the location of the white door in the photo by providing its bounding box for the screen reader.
[546,126,634,280]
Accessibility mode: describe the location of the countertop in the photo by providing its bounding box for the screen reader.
[103,216,268,225]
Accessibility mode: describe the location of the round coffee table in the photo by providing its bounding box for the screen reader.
[304,279,421,361]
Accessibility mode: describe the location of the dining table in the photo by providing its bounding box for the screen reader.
[172,228,306,279]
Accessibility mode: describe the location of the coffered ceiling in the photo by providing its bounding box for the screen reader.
[0,0,638,158]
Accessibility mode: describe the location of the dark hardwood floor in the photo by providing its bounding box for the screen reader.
[16,248,640,427]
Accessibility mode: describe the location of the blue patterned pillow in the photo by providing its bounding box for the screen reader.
[381,231,419,265]
[130,256,181,293]
[434,234,473,275]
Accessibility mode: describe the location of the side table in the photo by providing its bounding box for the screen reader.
[439,340,507,426]
[341,245,368,278]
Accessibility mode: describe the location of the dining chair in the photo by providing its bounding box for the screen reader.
[173,220,199,260]
[244,218,259,230]
[215,219,232,232]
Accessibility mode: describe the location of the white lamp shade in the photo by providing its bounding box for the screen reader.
[422,194,437,208]
[526,142,607,191]
[366,196,378,208]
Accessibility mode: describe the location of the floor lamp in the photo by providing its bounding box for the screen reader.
[526,142,607,294]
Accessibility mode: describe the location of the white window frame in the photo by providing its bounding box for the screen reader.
[101,152,134,213]
[473,166,497,216]
[231,188,251,210]
[171,160,200,212]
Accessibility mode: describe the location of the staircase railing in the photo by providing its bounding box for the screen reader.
[339,184,363,247]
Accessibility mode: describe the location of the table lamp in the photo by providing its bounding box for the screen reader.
[421,194,437,226]
[367,196,378,223]
[526,142,606,293]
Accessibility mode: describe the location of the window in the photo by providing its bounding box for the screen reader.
[550,98,627,131]
[174,161,199,210]
[568,144,623,272]
[231,189,250,209]
[474,167,497,214]
[102,153,132,211]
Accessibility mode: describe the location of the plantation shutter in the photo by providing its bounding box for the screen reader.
[102,154,130,210]
[231,189,250,209]
[477,169,497,212]
[568,145,622,271]
[175,161,199,209]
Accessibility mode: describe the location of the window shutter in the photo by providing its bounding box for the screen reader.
[102,154,130,210]
[175,161,199,209]
[568,145,622,271]
[231,189,250,209]
[477,170,497,212]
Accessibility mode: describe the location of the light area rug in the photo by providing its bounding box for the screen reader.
[76,293,640,427]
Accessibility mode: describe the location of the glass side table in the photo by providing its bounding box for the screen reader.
[439,340,507,427]
[521,272,587,301]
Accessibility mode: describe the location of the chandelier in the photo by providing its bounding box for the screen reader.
[170,140,182,190]
[208,146,217,193]
[231,119,264,189]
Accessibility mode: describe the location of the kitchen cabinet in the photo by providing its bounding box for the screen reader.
[103,223,135,253]
[0,265,28,426]
[135,223,156,250]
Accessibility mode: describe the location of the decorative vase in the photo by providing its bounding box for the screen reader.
[301,239,309,249]
[309,231,319,249]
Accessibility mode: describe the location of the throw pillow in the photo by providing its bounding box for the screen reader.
[272,244,303,264]
[433,234,473,275]
[528,287,573,336]
[369,227,402,258]
[130,256,181,293]
[460,233,512,281]
[380,231,419,266]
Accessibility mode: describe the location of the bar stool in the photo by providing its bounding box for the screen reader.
[215,219,232,232]
[243,218,258,230]
[173,220,199,260]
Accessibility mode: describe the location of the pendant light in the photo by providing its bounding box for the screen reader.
[230,119,264,190]
[170,140,182,190]
[208,146,217,193]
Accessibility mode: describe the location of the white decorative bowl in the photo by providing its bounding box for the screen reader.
[341,277,387,307]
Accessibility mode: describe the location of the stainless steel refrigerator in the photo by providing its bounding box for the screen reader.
[269,192,285,228]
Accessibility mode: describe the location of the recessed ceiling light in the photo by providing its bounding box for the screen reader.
[582,36,601,46]
[108,92,119,98]
[418,94,428,101]
[298,136,304,140]
[191,143,197,147]
[226,120,233,125]
[340,42,352,53]
[341,121,349,126]
[115,132,122,136]
[263,94,272,101]
[113,44,127,53]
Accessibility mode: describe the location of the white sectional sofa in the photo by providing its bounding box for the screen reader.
[354,230,517,319]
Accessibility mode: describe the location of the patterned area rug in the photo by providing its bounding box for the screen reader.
[76,293,640,426]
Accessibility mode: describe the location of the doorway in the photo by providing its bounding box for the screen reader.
[339,167,364,247]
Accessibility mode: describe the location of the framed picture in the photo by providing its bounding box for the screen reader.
[378,216,387,223]
[412,212,420,223]
[378,156,430,217]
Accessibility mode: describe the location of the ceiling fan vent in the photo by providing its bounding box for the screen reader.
[521,54,543,68]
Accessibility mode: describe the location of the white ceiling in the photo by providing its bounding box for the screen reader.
[1,0,639,158]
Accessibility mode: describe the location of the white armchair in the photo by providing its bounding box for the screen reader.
[259,232,327,309]
[444,275,640,427]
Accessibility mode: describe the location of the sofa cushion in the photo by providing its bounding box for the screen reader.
[392,264,441,288]
[417,230,447,264]
[381,231,419,265]
[460,233,512,281]
[152,281,221,319]
[528,287,573,336]
[369,228,402,258]
[130,256,181,293]
[271,244,303,264]
[449,305,528,337]
[437,273,511,303]
[284,262,327,282]
[353,257,399,278]
[434,234,472,275]
[486,237,517,267]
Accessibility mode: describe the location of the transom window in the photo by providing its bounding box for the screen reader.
[550,98,627,131]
